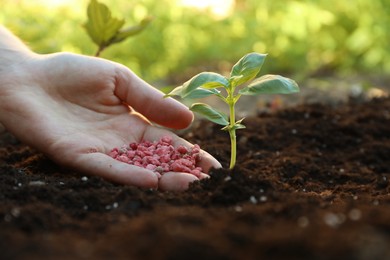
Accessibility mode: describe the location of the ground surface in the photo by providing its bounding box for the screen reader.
[0,96,389,260]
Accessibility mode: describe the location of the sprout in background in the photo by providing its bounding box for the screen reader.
[166,53,299,169]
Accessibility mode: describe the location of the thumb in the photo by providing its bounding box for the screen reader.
[114,66,194,129]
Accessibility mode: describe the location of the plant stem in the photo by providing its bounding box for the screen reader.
[95,46,105,57]
[229,128,236,169]
[228,98,236,169]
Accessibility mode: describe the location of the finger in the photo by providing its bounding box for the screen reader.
[161,131,222,172]
[197,151,222,173]
[159,172,199,191]
[73,153,159,189]
[199,173,210,180]
[114,66,193,129]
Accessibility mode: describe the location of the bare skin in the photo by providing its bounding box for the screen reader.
[0,26,221,191]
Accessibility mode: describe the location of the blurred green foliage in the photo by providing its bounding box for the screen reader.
[84,0,152,56]
[1,0,389,84]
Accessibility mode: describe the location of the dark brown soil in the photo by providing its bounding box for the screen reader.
[1,97,390,260]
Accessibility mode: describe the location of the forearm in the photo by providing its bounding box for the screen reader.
[0,26,36,132]
[0,25,35,72]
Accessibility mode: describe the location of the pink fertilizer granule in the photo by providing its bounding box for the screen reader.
[109,136,202,178]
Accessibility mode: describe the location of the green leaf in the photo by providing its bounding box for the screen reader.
[84,0,125,46]
[234,123,246,130]
[183,88,221,99]
[164,85,184,98]
[238,74,299,95]
[183,72,229,92]
[164,87,222,99]
[229,75,244,88]
[221,123,246,131]
[166,72,229,98]
[236,117,245,124]
[111,16,153,44]
[230,53,267,86]
[190,103,229,126]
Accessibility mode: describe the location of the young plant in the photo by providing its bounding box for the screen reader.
[84,0,152,57]
[165,52,299,169]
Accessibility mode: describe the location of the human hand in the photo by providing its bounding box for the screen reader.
[0,52,221,191]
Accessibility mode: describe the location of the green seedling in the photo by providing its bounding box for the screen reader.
[84,0,152,56]
[165,52,299,169]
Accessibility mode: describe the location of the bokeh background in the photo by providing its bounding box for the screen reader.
[1,0,389,91]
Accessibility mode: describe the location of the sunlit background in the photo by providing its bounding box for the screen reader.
[1,0,389,89]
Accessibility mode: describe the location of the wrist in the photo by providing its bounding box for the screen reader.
[0,26,36,73]
[0,26,39,95]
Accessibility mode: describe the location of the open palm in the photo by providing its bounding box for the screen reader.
[0,53,220,191]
